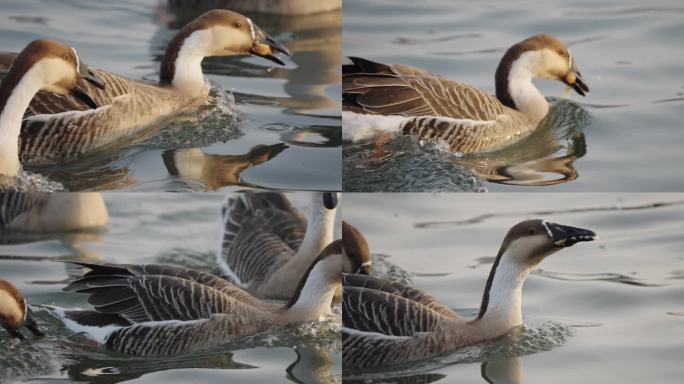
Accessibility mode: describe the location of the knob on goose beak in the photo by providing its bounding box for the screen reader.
[250,25,291,65]
[562,63,589,96]
[72,63,105,109]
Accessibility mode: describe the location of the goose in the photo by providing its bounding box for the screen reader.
[0,40,104,180]
[48,239,357,356]
[0,10,290,166]
[0,279,44,339]
[341,220,597,369]
[0,192,108,232]
[215,191,341,300]
[342,34,589,154]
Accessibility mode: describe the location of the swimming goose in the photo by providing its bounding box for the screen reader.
[342,34,589,154]
[0,40,104,180]
[50,240,351,356]
[215,191,340,300]
[0,10,290,166]
[0,279,44,339]
[342,220,597,369]
[0,192,108,232]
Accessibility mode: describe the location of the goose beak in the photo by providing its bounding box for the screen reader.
[563,66,589,96]
[79,63,105,90]
[72,64,105,109]
[250,25,291,65]
[2,324,25,339]
[24,309,44,338]
[546,222,597,248]
[323,192,338,209]
[355,261,372,275]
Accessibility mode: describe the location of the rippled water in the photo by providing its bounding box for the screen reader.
[343,194,684,383]
[0,193,342,383]
[343,0,684,191]
[0,0,341,192]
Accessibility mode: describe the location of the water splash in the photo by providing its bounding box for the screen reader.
[371,254,414,286]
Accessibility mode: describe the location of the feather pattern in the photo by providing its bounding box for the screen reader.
[343,57,535,154]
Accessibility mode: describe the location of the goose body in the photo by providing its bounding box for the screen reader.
[216,192,339,300]
[342,34,589,154]
[0,10,290,166]
[0,192,108,232]
[50,239,356,356]
[0,279,43,339]
[0,39,103,181]
[342,220,597,369]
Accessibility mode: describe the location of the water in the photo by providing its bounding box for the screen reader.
[0,193,342,383]
[0,0,341,192]
[342,0,684,191]
[343,193,684,383]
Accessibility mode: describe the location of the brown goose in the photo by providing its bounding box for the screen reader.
[49,239,354,356]
[342,34,589,154]
[0,279,44,339]
[0,192,108,232]
[0,10,290,166]
[342,220,597,369]
[0,39,104,180]
[216,192,341,300]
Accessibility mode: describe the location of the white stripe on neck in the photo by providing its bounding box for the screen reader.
[0,64,45,176]
[171,29,210,97]
[507,51,549,122]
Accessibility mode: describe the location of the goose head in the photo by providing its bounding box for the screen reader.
[342,220,372,275]
[160,9,291,90]
[498,34,589,96]
[0,39,104,109]
[0,279,44,339]
[476,219,597,323]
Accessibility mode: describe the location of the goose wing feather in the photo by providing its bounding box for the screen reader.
[343,274,463,320]
[343,56,506,121]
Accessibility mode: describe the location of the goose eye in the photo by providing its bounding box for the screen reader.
[234,21,242,29]
[528,228,536,235]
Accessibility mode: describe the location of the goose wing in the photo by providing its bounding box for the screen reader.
[64,262,262,323]
[343,56,505,121]
[343,274,462,320]
[343,284,456,338]
[0,192,48,229]
[218,192,307,286]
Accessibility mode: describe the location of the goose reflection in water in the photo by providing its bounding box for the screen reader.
[456,99,591,186]
[162,143,288,191]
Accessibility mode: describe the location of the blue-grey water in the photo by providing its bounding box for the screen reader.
[343,193,684,383]
[0,193,342,383]
[343,0,684,192]
[0,0,341,192]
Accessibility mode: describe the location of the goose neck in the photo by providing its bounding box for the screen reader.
[160,29,210,98]
[496,51,549,122]
[0,66,43,177]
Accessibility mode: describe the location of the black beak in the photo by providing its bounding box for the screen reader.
[563,67,589,97]
[323,192,338,210]
[545,221,597,248]
[250,25,291,66]
[71,63,106,109]
[24,309,44,338]
[3,324,25,339]
[355,262,372,275]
